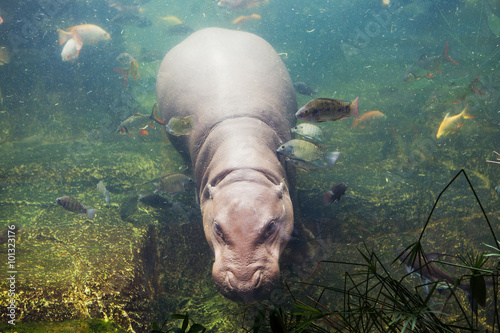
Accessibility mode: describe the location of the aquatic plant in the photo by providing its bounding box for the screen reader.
[247,169,500,332]
[150,313,206,333]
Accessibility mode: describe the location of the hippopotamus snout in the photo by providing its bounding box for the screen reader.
[213,259,280,303]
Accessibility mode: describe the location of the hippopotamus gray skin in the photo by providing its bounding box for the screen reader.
[156,28,297,303]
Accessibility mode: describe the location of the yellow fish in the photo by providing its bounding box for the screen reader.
[436,104,474,138]
[159,15,183,25]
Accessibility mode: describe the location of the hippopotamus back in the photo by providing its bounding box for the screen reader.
[156,27,297,302]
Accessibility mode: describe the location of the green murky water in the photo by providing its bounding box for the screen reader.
[0,0,499,332]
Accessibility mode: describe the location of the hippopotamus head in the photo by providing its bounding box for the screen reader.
[201,173,294,303]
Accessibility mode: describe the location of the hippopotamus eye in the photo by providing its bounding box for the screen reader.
[264,220,277,239]
[214,221,225,241]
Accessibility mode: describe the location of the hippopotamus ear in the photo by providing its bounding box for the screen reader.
[207,184,217,199]
[275,182,284,199]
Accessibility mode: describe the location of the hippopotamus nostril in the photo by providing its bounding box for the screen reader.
[252,270,262,288]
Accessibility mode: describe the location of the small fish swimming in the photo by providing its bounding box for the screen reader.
[404,41,459,82]
[293,81,317,96]
[139,194,172,209]
[351,110,386,129]
[232,14,261,27]
[495,185,500,197]
[96,180,111,204]
[296,97,359,122]
[291,123,324,143]
[154,173,195,196]
[165,115,199,136]
[0,46,11,65]
[116,103,164,137]
[114,59,140,87]
[116,52,137,64]
[277,139,339,168]
[109,1,150,27]
[61,38,78,62]
[218,0,268,10]
[159,15,183,25]
[436,104,474,138]
[397,247,482,312]
[58,24,111,55]
[56,196,96,219]
[324,182,347,205]
[166,23,195,36]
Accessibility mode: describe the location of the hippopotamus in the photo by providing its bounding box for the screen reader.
[156,27,297,303]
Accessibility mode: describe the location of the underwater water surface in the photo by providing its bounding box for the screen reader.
[0,0,500,332]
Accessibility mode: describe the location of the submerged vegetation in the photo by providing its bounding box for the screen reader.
[152,170,500,332]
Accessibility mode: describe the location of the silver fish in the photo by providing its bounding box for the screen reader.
[96,180,111,203]
[154,173,195,196]
[277,139,339,168]
[291,123,324,143]
[165,115,199,136]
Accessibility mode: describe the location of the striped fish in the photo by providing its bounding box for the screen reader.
[56,196,96,219]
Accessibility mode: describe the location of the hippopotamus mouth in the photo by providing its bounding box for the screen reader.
[212,257,280,303]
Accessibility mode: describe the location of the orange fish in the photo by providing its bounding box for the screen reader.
[58,24,111,52]
[114,60,140,87]
[436,104,474,138]
[0,17,3,25]
[139,126,149,136]
[351,110,386,129]
[232,14,261,26]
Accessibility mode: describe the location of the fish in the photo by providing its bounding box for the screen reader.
[116,103,164,137]
[293,81,317,96]
[218,0,268,10]
[323,182,347,205]
[291,123,324,143]
[109,2,150,27]
[436,104,474,138]
[116,52,137,64]
[165,115,199,136]
[154,173,195,196]
[114,59,140,87]
[159,15,183,25]
[96,180,111,204]
[404,41,459,82]
[277,139,340,168]
[351,110,386,129]
[296,97,359,122]
[166,23,195,36]
[495,185,500,197]
[428,77,484,105]
[0,46,11,65]
[58,24,111,53]
[56,196,96,219]
[139,194,172,209]
[232,14,261,26]
[0,16,3,25]
[120,195,138,221]
[397,247,480,313]
[61,38,78,62]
